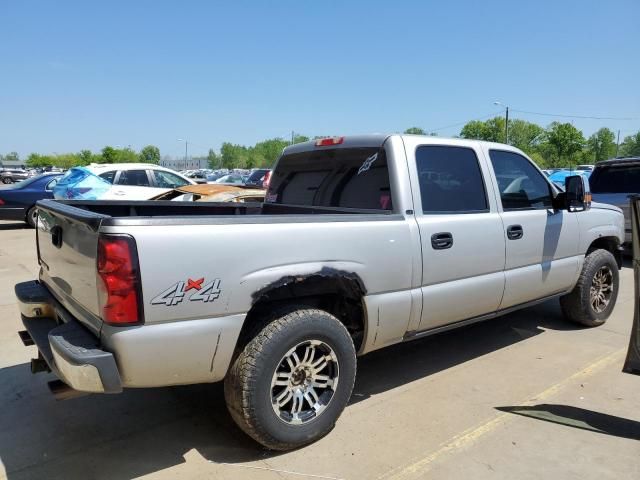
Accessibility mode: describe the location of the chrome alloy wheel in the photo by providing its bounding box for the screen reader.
[270,339,339,425]
[590,265,613,313]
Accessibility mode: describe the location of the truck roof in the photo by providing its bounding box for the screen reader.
[596,157,640,167]
[282,134,521,155]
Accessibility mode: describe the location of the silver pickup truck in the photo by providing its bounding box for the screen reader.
[16,134,625,450]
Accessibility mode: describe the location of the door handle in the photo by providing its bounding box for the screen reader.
[507,224,524,240]
[431,232,453,250]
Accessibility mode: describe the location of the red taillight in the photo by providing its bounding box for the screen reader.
[315,136,344,147]
[0,198,4,205]
[97,235,142,325]
[262,170,272,189]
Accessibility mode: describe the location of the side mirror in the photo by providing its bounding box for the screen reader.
[565,175,591,212]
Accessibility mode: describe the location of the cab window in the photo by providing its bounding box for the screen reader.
[489,150,552,210]
[415,146,488,213]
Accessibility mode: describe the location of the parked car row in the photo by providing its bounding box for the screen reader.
[181,168,272,188]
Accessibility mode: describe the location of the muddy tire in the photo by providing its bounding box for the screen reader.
[224,308,356,450]
[560,249,619,327]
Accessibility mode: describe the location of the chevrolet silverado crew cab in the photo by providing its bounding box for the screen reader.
[16,135,624,450]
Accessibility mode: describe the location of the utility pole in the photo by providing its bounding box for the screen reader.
[505,106,509,144]
[291,130,295,146]
[178,139,189,170]
[616,130,620,157]
[493,101,509,144]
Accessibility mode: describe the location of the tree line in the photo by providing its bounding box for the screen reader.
[2,122,639,171]
[407,120,640,168]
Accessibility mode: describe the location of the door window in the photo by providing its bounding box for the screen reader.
[117,170,150,187]
[415,146,488,213]
[489,150,552,210]
[154,170,190,188]
[99,171,116,184]
[45,178,58,191]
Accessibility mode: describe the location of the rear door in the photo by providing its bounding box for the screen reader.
[623,195,640,375]
[404,141,506,331]
[486,149,580,309]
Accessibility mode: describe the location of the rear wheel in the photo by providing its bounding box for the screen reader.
[224,308,356,450]
[560,249,619,327]
[2,177,12,184]
[25,206,38,228]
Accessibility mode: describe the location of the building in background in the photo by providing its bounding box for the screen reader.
[159,157,209,170]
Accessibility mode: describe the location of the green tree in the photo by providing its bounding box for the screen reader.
[293,134,309,144]
[207,148,220,169]
[404,127,426,135]
[619,131,640,157]
[508,119,544,154]
[220,143,249,169]
[79,150,93,165]
[26,153,53,168]
[460,118,505,142]
[539,122,585,167]
[139,145,161,164]
[586,128,616,163]
[253,138,290,167]
[101,146,117,163]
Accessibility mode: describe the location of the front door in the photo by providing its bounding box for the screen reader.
[487,149,580,309]
[410,143,506,331]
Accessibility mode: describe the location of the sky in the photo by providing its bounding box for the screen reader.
[1,0,639,159]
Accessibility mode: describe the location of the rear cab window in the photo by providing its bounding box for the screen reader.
[267,147,393,211]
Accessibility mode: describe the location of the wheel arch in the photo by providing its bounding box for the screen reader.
[587,236,622,269]
[238,268,368,354]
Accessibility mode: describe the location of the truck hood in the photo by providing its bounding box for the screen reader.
[591,201,624,214]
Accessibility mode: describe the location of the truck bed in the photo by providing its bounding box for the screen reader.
[40,199,394,229]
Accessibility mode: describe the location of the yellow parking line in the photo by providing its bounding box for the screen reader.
[379,348,626,480]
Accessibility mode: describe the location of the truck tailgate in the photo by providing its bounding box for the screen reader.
[36,200,106,334]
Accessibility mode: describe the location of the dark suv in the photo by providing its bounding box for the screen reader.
[590,157,640,250]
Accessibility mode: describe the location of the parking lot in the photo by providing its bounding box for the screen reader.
[0,218,638,480]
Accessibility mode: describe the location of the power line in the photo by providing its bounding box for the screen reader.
[509,108,636,121]
[425,110,504,133]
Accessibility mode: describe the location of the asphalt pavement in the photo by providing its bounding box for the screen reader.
[0,219,638,480]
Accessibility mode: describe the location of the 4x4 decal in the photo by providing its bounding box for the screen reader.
[151,278,222,306]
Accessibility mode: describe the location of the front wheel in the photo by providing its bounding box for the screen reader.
[560,249,619,327]
[1,177,12,184]
[224,308,356,450]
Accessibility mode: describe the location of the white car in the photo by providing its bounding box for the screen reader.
[85,163,195,199]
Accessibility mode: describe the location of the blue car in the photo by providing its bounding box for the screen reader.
[0,173,63,227]
[548,170,590,190]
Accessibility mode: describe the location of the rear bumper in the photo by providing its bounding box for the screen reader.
[16,280,122,393]
[16,280,246,390]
